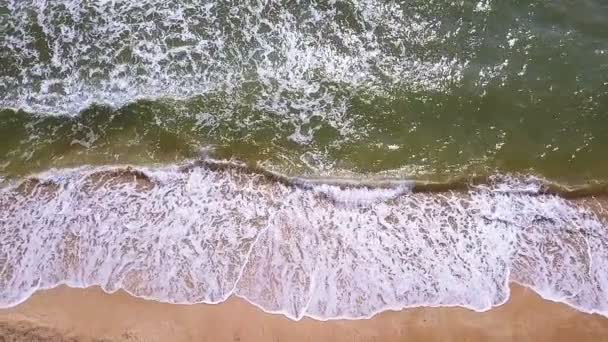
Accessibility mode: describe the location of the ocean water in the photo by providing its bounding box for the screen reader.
[1,0,608,320]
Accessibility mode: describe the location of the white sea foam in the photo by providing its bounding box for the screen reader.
[1,0,466,143]
[0,165,607,320]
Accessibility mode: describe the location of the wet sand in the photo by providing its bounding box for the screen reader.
[1,284,607,342]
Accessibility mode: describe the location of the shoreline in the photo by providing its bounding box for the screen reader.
[2,164,608,320]
[6,161,608,199]
[1,284,608,341]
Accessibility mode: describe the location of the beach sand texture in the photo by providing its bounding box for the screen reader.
[1,284,608,342]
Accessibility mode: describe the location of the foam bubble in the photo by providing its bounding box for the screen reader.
[0,165,607,320]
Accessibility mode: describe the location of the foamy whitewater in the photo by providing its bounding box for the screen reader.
[0,0,470,151]
[1,0,462,116]
[1,165,607,320]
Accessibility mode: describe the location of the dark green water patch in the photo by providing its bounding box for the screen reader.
[1,79,608,184]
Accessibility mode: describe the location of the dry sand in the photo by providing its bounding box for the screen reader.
[1,284,607,342]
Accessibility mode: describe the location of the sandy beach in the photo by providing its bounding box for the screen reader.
[0,284,606,342]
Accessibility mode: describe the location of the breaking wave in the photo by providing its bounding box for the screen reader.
[1,162,607,320]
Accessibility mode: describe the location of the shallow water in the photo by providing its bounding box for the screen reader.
[0,165,607,320]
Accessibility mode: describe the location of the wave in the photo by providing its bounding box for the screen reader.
[1,161,607,320]
[178,159,608,200]
[13,158,608,198]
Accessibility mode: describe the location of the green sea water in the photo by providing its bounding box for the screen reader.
[1,0,607,183]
